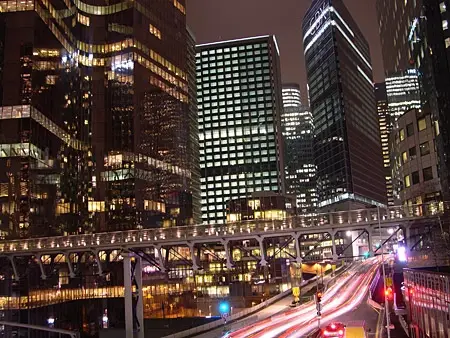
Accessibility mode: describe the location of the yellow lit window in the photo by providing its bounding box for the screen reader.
[435,120,440,136]
[77,13,90,26]
[88,201,105,212]
[399,128,405,141]
[149,24,162,39]
[404,175,411,188]
[402,151,408,164]
[418,117,427,131]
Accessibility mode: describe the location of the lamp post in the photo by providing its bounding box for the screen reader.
[378,206,391,338]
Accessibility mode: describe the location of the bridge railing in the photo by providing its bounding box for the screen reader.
[0,202,445,255]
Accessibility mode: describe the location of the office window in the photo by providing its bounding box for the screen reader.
[404,175,411,188]
[406,123,414,137]
[446,38,450,49]
[423,167,433,181]
[418,117,427,131]
[441,2,447,12]
[402,151,408,164]
[412,171,420,185]
[443,20,448,30]
[399,129,405,141]
[419,141,430,156]
[409,146,417,158]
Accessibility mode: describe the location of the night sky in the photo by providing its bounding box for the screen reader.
[186,0,384,103]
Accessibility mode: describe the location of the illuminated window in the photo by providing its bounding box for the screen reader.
[77,12,90,26]
[443,20,448,30]
[149,24,161,39]
[404,175,411,188]
[418,117,427,131]
[420,142,430,156]
[399,128,405,141]
[441,2,447,12]
[446,38,450,48]
[402,151,408,164]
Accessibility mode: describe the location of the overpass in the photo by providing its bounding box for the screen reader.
[0,202,445,338]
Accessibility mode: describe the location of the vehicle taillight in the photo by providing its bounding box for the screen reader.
[323,330,330,336]
[331,324,336,329]
[338,329,344,336]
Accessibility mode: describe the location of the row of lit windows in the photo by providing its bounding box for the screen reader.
[198,43,268,56]
[199,108,273,118]
[200,158,277,167]
[200,116,273,126]
[149,24,162,39]
[201,172,277,182]
[200,126,275,140]
[201,179,279,190]
[198,77,272,87]
[199,92,272,102]
[198,61,271,74]
[201,149,276,158]
[404,167,434,188]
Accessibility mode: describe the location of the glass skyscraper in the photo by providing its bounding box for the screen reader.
[196,36,285,224]
[303,0,386,210]
[281,84,317,214]
[0,0,199,239]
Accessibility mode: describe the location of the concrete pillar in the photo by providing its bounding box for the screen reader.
[64,253,76,278]
[123,253,133,338]
[93,250,104,276]
[155,246,166,273]
[188,243,200,271]
[404,226,411,249]
[294,235,302,264]
[257,237,268,266]
[222,240,234,269]
[36,254,47,280]
[135,255,145,338]
[8,256,19,281]
[367,229,374,257]
[331,232,338,261]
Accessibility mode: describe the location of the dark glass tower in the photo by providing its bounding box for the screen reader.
[0,0,199,239]
[281,84,317,215]
[303,0,386,210]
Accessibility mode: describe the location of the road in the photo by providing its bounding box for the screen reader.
[194,271,341,338]
[219,258,380,338]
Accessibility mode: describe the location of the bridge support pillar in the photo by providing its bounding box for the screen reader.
[122,252,133,338]
[135,255,145,338]
[367,229,374,257]
[188,243,200,271]
[257,237,268,266]
[93,250,104,276]
[294,235,302,264]
[35,254,47,280]
[8,256,20,281]
[404,226,411,249]
[64,253,76,278]
[155,246,166,273]
[331,232,338,261]
[221,240,234,269]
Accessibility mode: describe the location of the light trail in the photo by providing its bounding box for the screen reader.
[224,259,379,338]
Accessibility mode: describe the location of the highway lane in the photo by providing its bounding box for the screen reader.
[222,258,379,338]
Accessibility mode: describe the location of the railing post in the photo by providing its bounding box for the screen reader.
[122,252,133,338]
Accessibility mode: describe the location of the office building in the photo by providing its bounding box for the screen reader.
[281,84,317,214]
[385,70,421,119]
[377,0,450,200]
[391,108,441,206]
[303,0,386,210]
[0,0,199,239]
[196,36,285,224]
[375,83,394,205]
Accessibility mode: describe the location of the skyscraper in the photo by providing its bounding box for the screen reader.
[385,70,421,119]
[0,0,199,239]
[303,0,386,210]
[281,84,317,214]
[196,36,285,224]
[375,82,393,205]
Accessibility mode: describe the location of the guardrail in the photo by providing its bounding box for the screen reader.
[0,321,79,338]
[162,264,350,338]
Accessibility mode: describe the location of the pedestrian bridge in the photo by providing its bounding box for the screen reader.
[0,202,444,257]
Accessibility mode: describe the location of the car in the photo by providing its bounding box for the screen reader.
[320,322,346,337]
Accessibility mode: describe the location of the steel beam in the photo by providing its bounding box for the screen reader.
[35,254,47,280]
[64,252,76,278]
[8,256,20,281]
[188,243,200,271]
[256,237,268,266]
[134,255,144,338]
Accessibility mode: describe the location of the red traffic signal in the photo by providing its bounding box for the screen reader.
[316,292,323,303]
[385,287,393,300]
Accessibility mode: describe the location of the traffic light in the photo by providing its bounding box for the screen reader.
[219,301,230,314]
[384,287,393,300]
[316,291,323,303]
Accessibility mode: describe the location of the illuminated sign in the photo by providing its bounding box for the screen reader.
[309,3,329,36]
